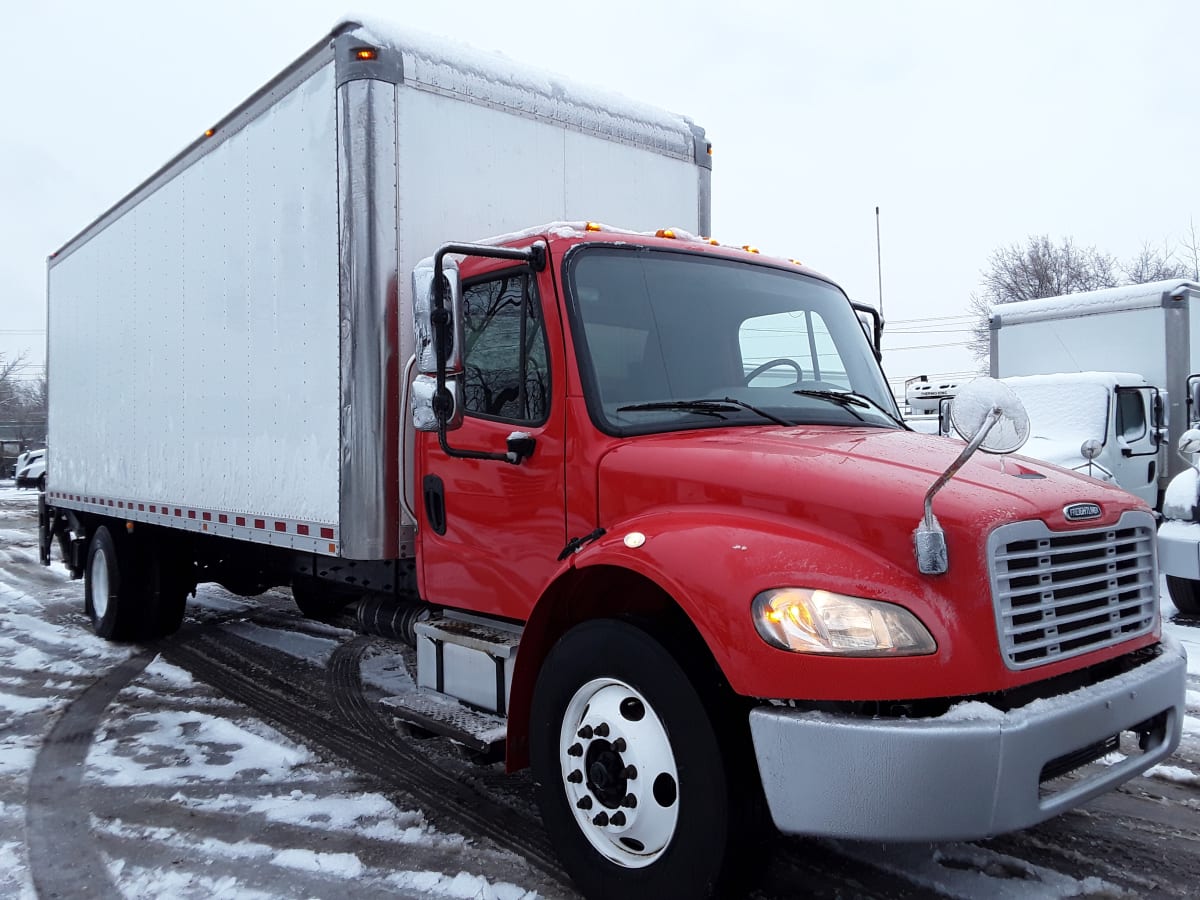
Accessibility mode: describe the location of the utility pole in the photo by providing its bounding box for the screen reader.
[875,206,884,319]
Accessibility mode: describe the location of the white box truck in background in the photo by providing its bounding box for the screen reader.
[990,278,1200,503]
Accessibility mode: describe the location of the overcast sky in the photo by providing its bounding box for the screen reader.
[2,0,1196,391]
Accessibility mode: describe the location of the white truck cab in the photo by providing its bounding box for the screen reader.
[937,372,1164,508]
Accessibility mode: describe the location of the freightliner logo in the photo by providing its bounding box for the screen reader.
[1064,503,1102,521]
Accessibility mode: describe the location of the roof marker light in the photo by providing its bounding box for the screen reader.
[742,245,760,254]
[585,222,602,232]
[204,128,215,138]
[789,258,804,266]
[655,229,677,239]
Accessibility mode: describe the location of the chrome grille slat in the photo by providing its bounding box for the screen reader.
[1001,569,1156,610]
[1002,595,1154,637]
[995,547,1148,578]
[1003,615,1152,653]
[988,512,1158,670]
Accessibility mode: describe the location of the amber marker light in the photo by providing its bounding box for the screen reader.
[355,48,378,61]
[655,229,677,239]
[204,128,215,137]
[585,222,602,232]
[742,245,760,254]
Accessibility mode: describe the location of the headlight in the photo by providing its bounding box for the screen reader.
[752,588,936,656]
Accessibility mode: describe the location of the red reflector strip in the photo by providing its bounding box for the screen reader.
[236,517,246,527]
[255,519,265,530]
[297,524,310,536]
[138,504,145,511]
[274,521,286,532]
[219,514,228,524]
[187,510,196,519]
[320,527,334,539]
[202,512,211,522]
[174,509,182,517]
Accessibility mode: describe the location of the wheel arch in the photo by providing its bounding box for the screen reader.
[505,563,726,772]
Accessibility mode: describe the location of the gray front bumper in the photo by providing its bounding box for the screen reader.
[749,636,1186,842]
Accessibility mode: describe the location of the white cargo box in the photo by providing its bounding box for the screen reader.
[47,20,710,561]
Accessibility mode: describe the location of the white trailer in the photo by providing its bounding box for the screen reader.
[46,19,710,569]
[990,278,1200,496]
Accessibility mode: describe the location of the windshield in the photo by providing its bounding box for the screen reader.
[1007,380,1110,444]
[565,246,900,434]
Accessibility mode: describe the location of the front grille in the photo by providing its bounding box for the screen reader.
[988,512,1158,670]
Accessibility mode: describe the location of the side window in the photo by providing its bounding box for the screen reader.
[461,272,550,423]
[1116,389,1147,442]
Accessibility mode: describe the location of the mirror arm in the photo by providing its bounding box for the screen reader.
[430,241,547,465]
[915,407,1001,576]
[851,301,884,362]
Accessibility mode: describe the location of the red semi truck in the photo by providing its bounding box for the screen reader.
[41,19,1185,900]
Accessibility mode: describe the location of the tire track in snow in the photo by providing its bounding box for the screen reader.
[164,628,574,896]
[26,649,156,900]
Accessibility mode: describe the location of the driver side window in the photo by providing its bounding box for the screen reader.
[461,272,550,423]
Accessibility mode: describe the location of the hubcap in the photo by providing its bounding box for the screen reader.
[559,678,679,868]
[91,548,110,619]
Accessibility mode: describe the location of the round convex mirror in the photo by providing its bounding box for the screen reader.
[1080,438,1103,461]
[950,378,1030,454]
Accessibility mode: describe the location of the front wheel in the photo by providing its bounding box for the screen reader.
[1167,575,1200,615]
[530,619,745,900]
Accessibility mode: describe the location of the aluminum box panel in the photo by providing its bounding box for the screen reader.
[48,63,341,527]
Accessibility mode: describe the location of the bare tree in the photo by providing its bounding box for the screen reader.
[1180,219,1200,282]
[1121,241,1191,284]
[967,236,1119,364]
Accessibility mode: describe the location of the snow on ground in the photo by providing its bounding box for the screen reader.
[1,484,1198,898]
[0,488,541,899]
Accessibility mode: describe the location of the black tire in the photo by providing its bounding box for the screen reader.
[291,575,357,620]
[1167,576,1200,615]
[141,551,191,638]
[530,619,751,900]
[36,473,46,492]
[85,526,145,641]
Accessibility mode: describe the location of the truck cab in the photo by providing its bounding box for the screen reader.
[405,224,1184,897]
[997,373,1163,508]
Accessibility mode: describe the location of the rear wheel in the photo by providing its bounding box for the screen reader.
[1167,576,1200,615]
[85,526,145,641]
[530,619,749,900]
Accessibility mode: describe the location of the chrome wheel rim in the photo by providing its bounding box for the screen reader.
[558,677,679,868]
[91,548,110,620]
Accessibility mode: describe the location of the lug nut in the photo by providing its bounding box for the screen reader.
[592,812,609,826]
[612,738,627,753]
[623,765,638,780]
[623,793,638,808]
[577,725,593,739]
[567,769,583,783]
[610,811,627,827]
[567,743,583,757]
[577,796,593,810]
[594,722,610,737]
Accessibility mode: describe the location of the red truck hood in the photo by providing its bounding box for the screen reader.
[598,426,1141,545]
[594,425,1153,700]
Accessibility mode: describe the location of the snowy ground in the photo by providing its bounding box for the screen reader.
[0,482,1197,898]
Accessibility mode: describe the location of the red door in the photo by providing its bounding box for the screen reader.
[416,256,568,621]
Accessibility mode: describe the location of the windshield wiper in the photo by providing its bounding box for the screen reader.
[617,397,792,426]
[792,389,907,428]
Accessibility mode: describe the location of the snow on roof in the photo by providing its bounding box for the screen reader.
[992,278,1200,326]
[346,18,699,160]
[1002,371,1147,389]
